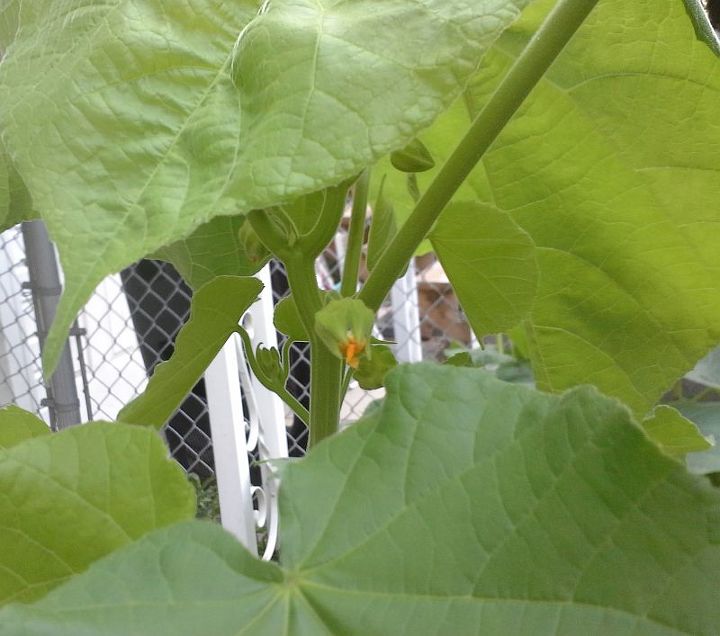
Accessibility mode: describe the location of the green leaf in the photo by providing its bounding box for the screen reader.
[386,0,720,416]
[366,176,398,272]
[0,405,48,450]
[352,344,397,390]
[0,138,33,232]
[430,201,538,337]
[682,0,720,56]
[274,291,334,342]
[0,0,528,375]
[5,365,720,634]
[0,0,20,50]
[154,216,268,290]
[274,295,310,342]
[642,405,712,459]
[119,276,261,427]
[0,422,195,605]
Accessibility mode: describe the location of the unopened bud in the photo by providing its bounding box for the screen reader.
[390,138,435,173]
[256,346,285,385]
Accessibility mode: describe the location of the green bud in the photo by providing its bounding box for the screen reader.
[390,138,435,173]
[314,298,375,368]
[238,221,270,264]
[255,346,285,385]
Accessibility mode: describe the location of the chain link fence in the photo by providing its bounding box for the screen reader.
[0,222,476,476]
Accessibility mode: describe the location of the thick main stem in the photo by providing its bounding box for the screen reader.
[341,170,370,297]
[359,0,599,311]
[285,256,343,447]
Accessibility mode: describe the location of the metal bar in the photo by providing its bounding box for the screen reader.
[21,221,81,430]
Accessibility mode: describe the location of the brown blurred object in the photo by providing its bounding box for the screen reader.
[416,256,472,349]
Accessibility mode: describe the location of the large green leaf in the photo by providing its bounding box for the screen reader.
[4,365,720,634]
[0,0,529,374]
[382,0,720,415]
[0,421,195,605]
[0,405,48,450]
[119,276,261,428]
[430,201,538,336]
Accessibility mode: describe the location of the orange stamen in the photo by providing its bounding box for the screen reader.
[340,337,366,369]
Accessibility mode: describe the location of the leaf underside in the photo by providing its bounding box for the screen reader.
[0,0,529,374]
[3,365,720,634]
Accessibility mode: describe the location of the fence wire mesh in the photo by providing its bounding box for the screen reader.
[0,223,477,477]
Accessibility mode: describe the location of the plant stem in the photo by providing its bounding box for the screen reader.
[285,256,343,447]
[359,0,599,311]
[341,170,370,296]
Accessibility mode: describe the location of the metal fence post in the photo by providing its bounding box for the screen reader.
[21,221,81,430]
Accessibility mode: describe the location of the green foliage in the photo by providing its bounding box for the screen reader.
[1,0,720,632]
[3,366,720,634]
[0,0,528,374]
[119,276,261,427]
[0,418,195,605]
[366,177,398,272]
[0,405,48,450]
[382,0,720,417]
[154,216,268,290]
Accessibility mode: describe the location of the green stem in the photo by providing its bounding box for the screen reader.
[285,256,343,447]
[341,170,370,296]
[359,0,599,311]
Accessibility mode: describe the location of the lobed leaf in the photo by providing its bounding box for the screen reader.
[0,0,529,374]
[381,0,720,416]
[119,276,261,428]
[0,421,195,605]
[3,365,720,633]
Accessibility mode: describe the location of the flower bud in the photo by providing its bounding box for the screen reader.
[314,298,375,369]
[390,138,435,173]
[255,345,285,385]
